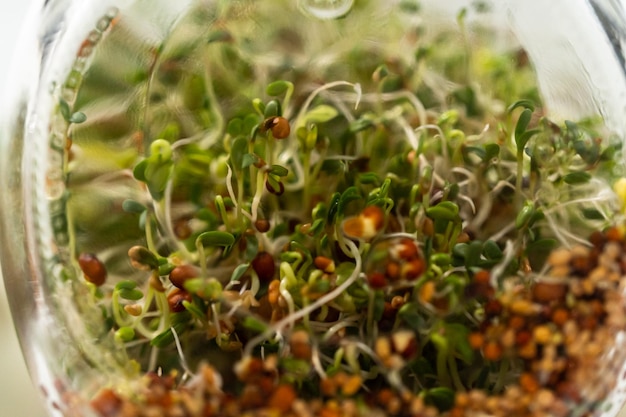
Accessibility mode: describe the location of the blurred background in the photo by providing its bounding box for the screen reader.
[0,2,48,417]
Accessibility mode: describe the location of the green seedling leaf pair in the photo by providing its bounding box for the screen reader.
[133,139,175,200]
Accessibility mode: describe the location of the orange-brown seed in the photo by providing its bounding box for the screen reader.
[396,238,419,260]
[290,330,312,360]
[473,270,491,285]
[403,259,425,281]
[551,308,570,326]
[267,384,297,413]
[368,272,388,289]
[251,251,276,283]
[483,341,503,361]
[314,256,335,273]
[320,377,338,397]
[386,261,401,280]
[268,117,291,139]
[167,288,192,312]
[468,332,485,349]
[268,280,281,305]
[362,205,385,231]
[78,253,107,286]
[254,219,271,233]
[519,372,540,393]
[90,389,122,417]
[419,281,436,304]
[532,281,567,303]
[169,264,199,289]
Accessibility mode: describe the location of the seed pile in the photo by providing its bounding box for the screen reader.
[83,227,626,417]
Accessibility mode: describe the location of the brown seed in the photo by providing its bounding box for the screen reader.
[483,341,503,361]
[419,281,436,304]
[251,251,276,283]
[519,372,540,393]
[90,389,122,417]
[422,217,435,236]
[78,253,107,286]
[169,264,199,289]
[254,219,271,233]
[382,301,396,320]
[508,315,526,330]
[173,218,192,239]
[385,261,401,280]
[391,329,419,359]
[468,332,485,349]
[403,259,425,281]
[362,205,385,229]
[533,325,552,344]
[269,116,291,139]
[484,299,503,317]
[532,281,567,303]
[605,226,622,241]
[376,388,395,407]
[268,280,281,305]
[124,304,142,317]
[290,330,312,360]
[320,377,338,397]
[515,330,532,346]
[551,308,569,326]
[341,375,363,397]
[167,288,192,312]
[396,238,419,260]
[367,272,388,289]
[390,295,405,310]
[314,256,335,273]
[473,270,491,285]
[267,384,297,413]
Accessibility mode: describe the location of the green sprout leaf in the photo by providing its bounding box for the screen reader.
[266,80,293,97]
[69,112,87,124]
[425,387,456,412]
[230,137,249,172]
[302,104,339,125]
[118,288,144,301]
[122,199,146,214]
[150,322,189,347]
[196,231,236,248]
[269,164,289,177]
[230,263,250,282]
[563,171,591,184]
[59,99,71,121]
[115,327,136,343]
[115,280,138,291]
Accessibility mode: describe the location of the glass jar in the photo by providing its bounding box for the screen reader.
[3,0,626,416]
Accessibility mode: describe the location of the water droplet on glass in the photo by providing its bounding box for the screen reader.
[299,0,354,20]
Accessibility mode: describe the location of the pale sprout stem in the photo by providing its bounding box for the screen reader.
[280,150,306,192]
[251,169,266,222]
[414,124,449,161]
[322,320,360,343]
[148,345,160,373]
[311,345,328,379]
[211,303,223,343]
[200,49,225,149]
[395,115,419,150]
[279,278,297,319]
[161,177,194,261]
[293,81,362,123]
[490,240,516,288]
[171,325,196,379]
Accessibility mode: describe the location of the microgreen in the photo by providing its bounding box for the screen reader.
[59,4,625,415]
